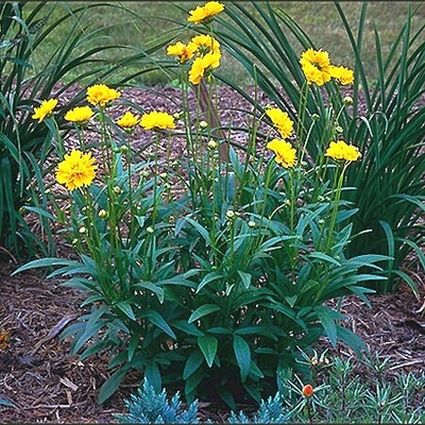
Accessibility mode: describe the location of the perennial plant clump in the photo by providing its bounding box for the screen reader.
[14,1,390,410]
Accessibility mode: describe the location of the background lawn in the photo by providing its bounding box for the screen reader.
[25,1,424,86]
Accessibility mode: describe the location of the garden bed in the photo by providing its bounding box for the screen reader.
[1,83,425,423]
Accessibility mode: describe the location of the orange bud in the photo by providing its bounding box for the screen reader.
[302,384,314,398]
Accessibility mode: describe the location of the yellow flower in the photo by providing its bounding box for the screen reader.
[140,111,176,131]
[116,111,139,128]
[167,41,198,63]
[188,1,224,24]
[300,49,332,86]
[265,107,294,139]
[64,106,94,123]
[267,138,297,168]
[32,98,58,122]
[56,150,97,191]
[86,84,121,107]
[188,50,221,85]
[325,140,361,162]
[190,34,220,55]
[330,65,354,85]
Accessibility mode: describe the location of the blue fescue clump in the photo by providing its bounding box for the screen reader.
[228,393,288,424]
[116,378,199,424]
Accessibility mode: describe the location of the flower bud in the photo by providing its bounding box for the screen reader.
[248,220,256,228]
[302,384,314,398]
[335,125,343,133]
[79,226,86,234]
[199,120,208,129]
[140,170,150,178]
[343,96,353,106]
[120,145,129,154]
[173,111,182,120]
[98,209,108,219]
[113,186,121,195]
[146,226,154,234]
[311,357,319,366]
[160,172,168,179]
[72,238,79,245]
[226,210,235,219]
[312,113,320,121]
[207,139,217,150]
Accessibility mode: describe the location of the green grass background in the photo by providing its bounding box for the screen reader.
[26,1,424,86]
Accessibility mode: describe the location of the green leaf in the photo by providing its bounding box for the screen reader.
[336,325,365,355]
[315,307,341,347]
[98,367,127,404]
[188,304,221,324]
[237,271,252,289]
[308,252,341,267]
[143,311,176,339]
[135,281,165,304]
[183,350,204,380]
[233,335,251,381]
[115,302,136,321]
[196,271,223,293]
[145,361,162,393]
[12,258,81,275]
[197,335,218,368]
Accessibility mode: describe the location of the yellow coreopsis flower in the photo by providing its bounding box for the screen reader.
[299,49,332,86]
[265,107,294,139]
[188,1,224,24]
[86,84,121,107]
[190,34,220,55]
[267,138,297,168]
[116,111,139,128]
[325,140,361,162]
[330,65,354,85]
[188,50,221,85]
[56,150,97,191]
[140,111,176,131]
[166,41,198,63]
[64,106,94,123]
[32,98,58,123]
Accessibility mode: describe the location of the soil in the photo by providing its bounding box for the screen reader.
[1,85,424,423]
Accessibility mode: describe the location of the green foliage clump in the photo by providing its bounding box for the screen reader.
[214,1,425,293]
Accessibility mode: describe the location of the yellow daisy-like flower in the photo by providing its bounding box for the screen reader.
[188,1,224,24]
[267,138,297,168]
[265,107,294,139]
[188,50,221,85]
[32,98,58,123]
[299,49,332,86]
[330,65,354,85]
[64,106,94,123]
[56,150,97,191]
[140,111,176,131]
[325,140,361,162]
[190,34,220,55]
[116,111,139,129]
[86,84,121,107]
[167,41,198,63]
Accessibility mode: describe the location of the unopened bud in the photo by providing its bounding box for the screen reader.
[160,172,167,179]
[146,226,154,234]
[312,113,320,121]
[335,125,343,133]
[248,220,256,228]
[343,96,353,106]
[140,170,150,178]
[207,139,217,150]
[226,210,235,219]
[98,209,108,219]
[79,226,86,234]
[199,120,208,129]
[72,238,79,245]
[173,111,182,120]
[113,186,121,195]
[120,145,129,154]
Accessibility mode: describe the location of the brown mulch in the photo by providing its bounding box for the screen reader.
[1,84,424,423]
